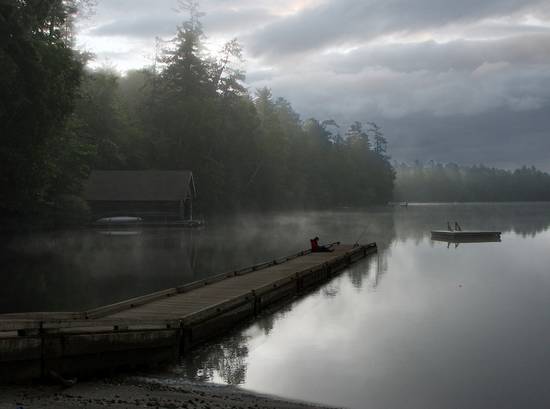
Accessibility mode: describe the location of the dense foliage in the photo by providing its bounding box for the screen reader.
[0,1,395,226]
[394,162,550,202]
[0,0,89,224]
[66,5,396,214]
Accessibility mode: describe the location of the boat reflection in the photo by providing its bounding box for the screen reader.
[95,229,143,236]
[432,235,502,248]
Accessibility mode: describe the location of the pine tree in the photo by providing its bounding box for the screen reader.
[368,122,388,157]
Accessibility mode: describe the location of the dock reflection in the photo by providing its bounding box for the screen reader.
[431,235,502,249]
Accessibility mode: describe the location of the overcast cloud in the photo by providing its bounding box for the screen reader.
[77,0,550,170]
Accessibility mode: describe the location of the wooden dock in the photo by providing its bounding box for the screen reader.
[0,243,376,383]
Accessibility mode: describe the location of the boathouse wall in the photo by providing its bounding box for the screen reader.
[84,170,196,220]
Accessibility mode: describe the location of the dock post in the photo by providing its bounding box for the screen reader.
[252,290,260,315]
[180,325,192,354]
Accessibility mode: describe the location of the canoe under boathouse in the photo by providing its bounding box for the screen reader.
[84,170,197,220]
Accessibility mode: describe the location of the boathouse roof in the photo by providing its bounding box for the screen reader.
[84,170,196,201]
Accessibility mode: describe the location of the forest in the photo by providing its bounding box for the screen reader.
[394,162,550,202]
[1,0,393,226]
[2,0,550,228]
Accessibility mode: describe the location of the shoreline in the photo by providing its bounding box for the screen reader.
[0,377,338,409]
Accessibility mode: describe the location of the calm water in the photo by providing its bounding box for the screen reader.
[159,203,549,409]
[2,203,550,408]
[1,206,397,312]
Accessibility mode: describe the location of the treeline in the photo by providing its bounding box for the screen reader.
[394,162,550,202]
[1,1,394,226]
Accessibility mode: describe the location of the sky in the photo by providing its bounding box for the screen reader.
[76,0,550,171]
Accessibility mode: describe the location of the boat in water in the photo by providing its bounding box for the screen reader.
[94,216,142,225]
[92,216,205,229]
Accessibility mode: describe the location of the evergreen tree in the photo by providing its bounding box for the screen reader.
[368,122,388,157]
[0,0,85,223]
[394,162,550,202]
[345,121,371,150]
[1,2,399,225]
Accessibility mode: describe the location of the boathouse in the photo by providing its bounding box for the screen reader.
[84,170,197,220]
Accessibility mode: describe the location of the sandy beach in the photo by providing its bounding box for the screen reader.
[0,377,337,409]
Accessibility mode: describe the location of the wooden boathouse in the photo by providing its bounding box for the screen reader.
[0,243,377,383]
[84,170,197,220]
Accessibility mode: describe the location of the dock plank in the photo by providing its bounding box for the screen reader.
[0,243,377,383]
[105,245,358,322]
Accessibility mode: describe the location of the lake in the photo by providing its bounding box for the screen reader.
[2,203,550,408]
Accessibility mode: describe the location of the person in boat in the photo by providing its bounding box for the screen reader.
[454,221,462,231]
[447,221,453,231]
[310,237,334,252]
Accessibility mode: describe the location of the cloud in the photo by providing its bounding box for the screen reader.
[76,0,550,170]
[89,15,181,38]
[88,6,275,39]
[384,107,550,171]
[202,7,277,35]
[248,36,550,119]
[243,0,548,59]
[323,34,550,74]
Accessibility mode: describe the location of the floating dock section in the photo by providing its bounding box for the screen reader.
[0,243,376,383]
[431,230,501,242]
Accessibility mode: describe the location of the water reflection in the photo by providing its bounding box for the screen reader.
[432,237,502,249]
[155,204,550,409]
[179,334,250,385]
[0,229,200,312]
[3,203,550,407]
[0,209,393,313]
[1,203,549,314]
[174,256,383,388]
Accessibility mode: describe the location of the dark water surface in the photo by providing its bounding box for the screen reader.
[2,205,398,312]
[2,203,550,408]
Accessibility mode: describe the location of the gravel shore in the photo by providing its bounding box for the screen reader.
[0,377,337,409]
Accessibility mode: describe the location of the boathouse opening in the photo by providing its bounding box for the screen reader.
[84,170,197,221]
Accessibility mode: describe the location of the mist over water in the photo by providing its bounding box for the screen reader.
[129,202,549,409]
[1,203,549,314]
[2,203,550,407]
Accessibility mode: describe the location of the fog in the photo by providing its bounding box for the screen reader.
[2,203,549,313]
[125,203,550,409]
[4,2,550,407]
